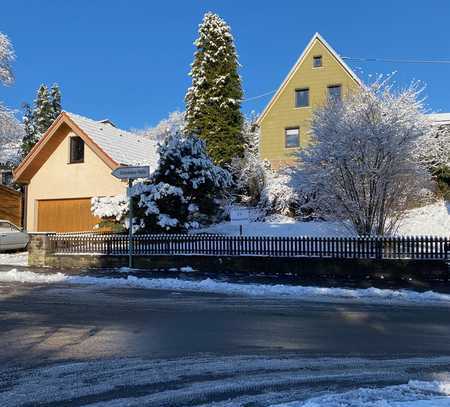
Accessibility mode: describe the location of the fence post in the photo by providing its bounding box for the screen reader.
[445,238,449,261]
[375,236,383,260]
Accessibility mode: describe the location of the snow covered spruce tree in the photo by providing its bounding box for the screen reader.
[93,133,232,233]
[21,83,62,157]
[185,12,244,165]
[0,32,23,165]
[299,79,432,235]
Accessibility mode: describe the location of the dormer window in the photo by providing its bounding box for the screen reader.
[313,55,322,68]
[70,136,85,163]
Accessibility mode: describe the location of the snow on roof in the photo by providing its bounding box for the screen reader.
[66,112,158,168]
[427,113,450,125]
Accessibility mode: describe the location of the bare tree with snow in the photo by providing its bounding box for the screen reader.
[136,111,185,142]
[0,32,15,86]
[0,32,23,164]
[299,79,432,235]
[230,112,268,205]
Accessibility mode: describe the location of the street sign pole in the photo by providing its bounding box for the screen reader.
[128,179,134,268]
[111,166,150,269]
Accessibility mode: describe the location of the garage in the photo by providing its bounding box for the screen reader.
[37,198,99,233]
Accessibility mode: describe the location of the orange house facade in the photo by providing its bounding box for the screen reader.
[14,112,157,233]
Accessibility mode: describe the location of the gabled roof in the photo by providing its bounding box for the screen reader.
[66,112,157,167]
[14,111,158,183]
[256,32,363,125]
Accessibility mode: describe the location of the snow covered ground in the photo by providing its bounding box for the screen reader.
[198,201,450,237]
[2,268,450,306]
[1,355,449,406]
[0,251,28,266]
[271,380,450,406]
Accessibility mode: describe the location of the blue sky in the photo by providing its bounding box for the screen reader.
[2,1,450,130]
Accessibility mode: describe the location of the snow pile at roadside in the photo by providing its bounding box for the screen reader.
[196,201,449,237]
[0,252,28,266]
[2,269,450,306]
[271,380,450,406]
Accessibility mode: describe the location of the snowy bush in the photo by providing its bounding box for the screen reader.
[418,123,450,199]
[299,78,432,235]
[132,133,231,233]
[91,195,128,231]
[419,123,450,170]
[258,167,316,220]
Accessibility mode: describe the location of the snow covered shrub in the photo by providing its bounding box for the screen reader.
[258,167,316,220]
[299,78,432,235]
[131,133,232,233]
[91,195,128,232]
[418,123,450,200]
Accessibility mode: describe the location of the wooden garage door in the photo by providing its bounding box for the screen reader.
[37,198,99,232]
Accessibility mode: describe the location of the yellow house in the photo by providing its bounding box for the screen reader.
[257,33,362,168]
[14,112,157,232]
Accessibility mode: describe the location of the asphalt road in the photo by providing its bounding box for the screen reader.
[1,276,450,405]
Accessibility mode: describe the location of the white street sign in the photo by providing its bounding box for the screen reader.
[111,165,150,180]
[111,165,150,268]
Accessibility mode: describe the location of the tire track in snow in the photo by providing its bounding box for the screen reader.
[1,355,450,406]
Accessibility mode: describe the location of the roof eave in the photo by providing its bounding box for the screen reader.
[13,112,120,184]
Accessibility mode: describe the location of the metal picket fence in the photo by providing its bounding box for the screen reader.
[48,233,450,261]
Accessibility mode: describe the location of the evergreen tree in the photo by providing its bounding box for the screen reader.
[20,103,37,158]
[34,84,54,135]
[50,83,62,121]
[185,12,244,166]
[20,83,62,157]
[130,133,232,233]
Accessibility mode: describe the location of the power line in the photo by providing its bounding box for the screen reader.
[242,56,450,103]
[242,89,276,102]
[342,56,450,64]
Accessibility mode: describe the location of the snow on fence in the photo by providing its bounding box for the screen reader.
[48,233,450,261]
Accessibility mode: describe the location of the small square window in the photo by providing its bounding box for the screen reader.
[285,128,300,148]
[295,88,309,107]
[313,55,322,68]
[1,170,12,185]
[328,85,342,101]
[70,137,85,163]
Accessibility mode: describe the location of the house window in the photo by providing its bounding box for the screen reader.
[328,85,342,101]
[285,127,300,148]
[295,88,309,107]
[313,55,322,68]
[1,170,12,185]
[70,137,84,163]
